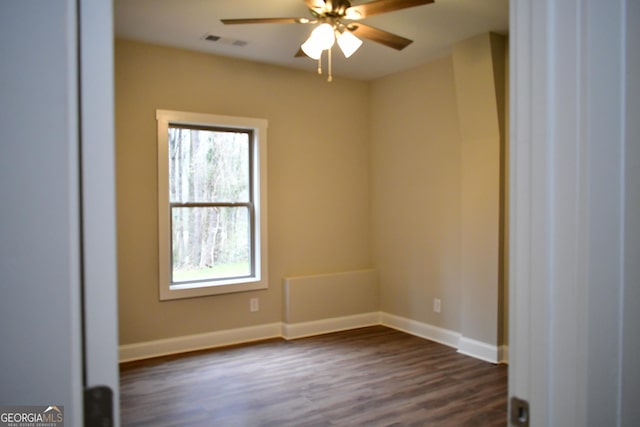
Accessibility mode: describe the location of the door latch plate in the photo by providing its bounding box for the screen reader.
[84,385,113,427]
[510,396,530,426]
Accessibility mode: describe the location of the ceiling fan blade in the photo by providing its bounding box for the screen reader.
[221,17,312,25]
[347,23,413,50]
[345,0,433,19]
[305,0,327,14]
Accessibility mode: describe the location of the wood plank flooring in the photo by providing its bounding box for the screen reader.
[120,326,508,426]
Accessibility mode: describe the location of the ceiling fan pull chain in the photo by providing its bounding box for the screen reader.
[328,46,333,82]
[317,52,322,75]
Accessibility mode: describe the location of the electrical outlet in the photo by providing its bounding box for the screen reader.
[433,298,441,313]
[250,298,259,312]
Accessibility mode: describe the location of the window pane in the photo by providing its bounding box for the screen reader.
[171,206,251,283]
[168,127,250,203]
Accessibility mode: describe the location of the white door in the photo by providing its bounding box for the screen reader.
[509,0,639,426]
[0,1,118,425]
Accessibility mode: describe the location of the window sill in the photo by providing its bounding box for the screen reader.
[160,277,267,301]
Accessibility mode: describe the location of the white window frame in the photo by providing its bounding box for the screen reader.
[156,110,268,300]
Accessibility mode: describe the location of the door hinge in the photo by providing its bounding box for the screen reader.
[84,385,113,427]
[510,396,530,426]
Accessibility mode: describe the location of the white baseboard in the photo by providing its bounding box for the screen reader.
[282,312,381,340]
[380,312,461,349]
[119,313,504,365]
[119,322,282,363]
[381,313,503,364]
[458,336,500,364]
[119,314,379,363]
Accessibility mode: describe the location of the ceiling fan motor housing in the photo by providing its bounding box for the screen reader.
[323,0,353,17]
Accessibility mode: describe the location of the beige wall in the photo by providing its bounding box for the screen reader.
[370,57,463,332]
[369,35,508,348]
[116,40,371,344]
[116,36,508,350]
[452,33,506,346]
[501,38,510,346]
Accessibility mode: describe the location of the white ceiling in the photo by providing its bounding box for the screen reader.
[114,0,509,81]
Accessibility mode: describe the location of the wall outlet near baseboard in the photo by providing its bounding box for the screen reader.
[250,297,259,312]
[433,298,441,313]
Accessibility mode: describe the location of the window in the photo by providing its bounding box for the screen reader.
[156,110,268,300]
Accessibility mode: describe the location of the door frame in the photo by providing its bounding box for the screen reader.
[79,0,120,424]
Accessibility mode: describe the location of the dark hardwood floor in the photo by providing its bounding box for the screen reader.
[120,326,508,426]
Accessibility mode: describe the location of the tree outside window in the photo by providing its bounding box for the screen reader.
[169,126,253,283]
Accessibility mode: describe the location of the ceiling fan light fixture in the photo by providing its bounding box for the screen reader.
[311,22,335,47]
[336,30,363,58]
[301,22,335,59]
[301,37,323,60]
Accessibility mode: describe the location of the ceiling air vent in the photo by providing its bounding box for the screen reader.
[202,34,248,47]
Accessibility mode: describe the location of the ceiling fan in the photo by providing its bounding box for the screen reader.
[221,0,434,81]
